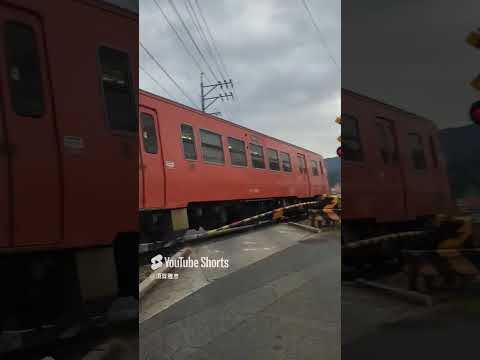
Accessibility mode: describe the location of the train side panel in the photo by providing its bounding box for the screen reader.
[342,90,451,226]
[306,153,329,196]
[0,0,138,250]
[0,0,139,342]
[140,92,326,210]
[46,0,138,247]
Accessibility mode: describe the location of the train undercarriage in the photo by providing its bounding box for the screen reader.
[139,196,322,245]
[0,233,138,353]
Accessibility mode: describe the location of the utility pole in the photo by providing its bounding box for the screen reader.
[200,72,234,116]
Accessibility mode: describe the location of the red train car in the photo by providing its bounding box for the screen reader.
[0,0,137,337]
[139,90,329,241]
[342,89,452,242]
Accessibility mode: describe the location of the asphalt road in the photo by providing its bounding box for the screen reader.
[342,283,480,359]
[140,225,341,360]
[343,298,480,359]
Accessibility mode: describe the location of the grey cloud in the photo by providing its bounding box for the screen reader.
[140,0,340,156]
[343,0,480,129]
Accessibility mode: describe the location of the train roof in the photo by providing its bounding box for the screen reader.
[140,89,323,158]
[98,0,138,14]
[342,88,436,127]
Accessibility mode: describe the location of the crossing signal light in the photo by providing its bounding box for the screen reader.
[336,146,343,157]
[471,74,480,91]
[466,31,480,49]
[335,116,342,157]
[470,100,480,125]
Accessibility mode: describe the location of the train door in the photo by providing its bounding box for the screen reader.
[374,117,406,221]
[0,8,61,246]
[139,107,165,209]
[297,153,309,197]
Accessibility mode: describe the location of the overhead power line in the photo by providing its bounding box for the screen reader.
[184,0,227,80]
[140,64,175,99]
[168,0,221,82]
[152,0,207,80]
[140,42,198,107]
[300,0,340,72]
[194,0,230,78]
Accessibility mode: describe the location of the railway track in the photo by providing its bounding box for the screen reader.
[342,214,480,303]
[138,196,341,255]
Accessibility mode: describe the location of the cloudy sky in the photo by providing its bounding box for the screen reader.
[343,0,480,129]
[140,0,340,157]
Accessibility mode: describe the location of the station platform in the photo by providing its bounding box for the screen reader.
[139,224,340,360]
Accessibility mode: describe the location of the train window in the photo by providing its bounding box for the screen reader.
[267,148,280,171]
[280,152,292,172]
[297,155,307,174]
[141,113,158,154]
[384,121,398,162]
[98,46,136,133]
[5,22,44,117]
[376,122,389,164]
[228,137,247,166]
[200,129,224,164]
[429,136,439,168]
[376,119,398,165]
[311,161,319,176]
[408,133,427,170]
[181,124,197,160]
[250,143,266,169]
[319,160,324,174]
[342,114,363,162]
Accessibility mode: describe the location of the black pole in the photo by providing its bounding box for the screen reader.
[200,72,205,112]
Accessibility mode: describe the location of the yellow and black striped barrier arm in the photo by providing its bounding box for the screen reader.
[179,195,342,241]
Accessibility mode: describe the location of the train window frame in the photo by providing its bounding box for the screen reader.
[280,151,292,172]
[4,21,45,117]
[341,114,364,162]
[250,143,266,169]
[429,135,439,168]
[297,154,308,174]
[311,160,319,176]
[140,113,158,154]
[267,148,281,171]
[98,46,137,135]
[228,137,248,167]
[181,123,197,160]
[200,128,225,164]
[376,118,399,165]
[408,133,427,171]
[375,122,390,164]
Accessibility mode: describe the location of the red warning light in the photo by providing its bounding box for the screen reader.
[336,146,343,157]
[470,100,480,125]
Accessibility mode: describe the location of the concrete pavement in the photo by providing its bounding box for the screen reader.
[342,283,480,359]
[139,225,340,360]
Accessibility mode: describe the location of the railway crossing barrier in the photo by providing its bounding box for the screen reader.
[404,249,480,293]
[139,195,341,253]
[179,195,341,243]
[343,213,480,295]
